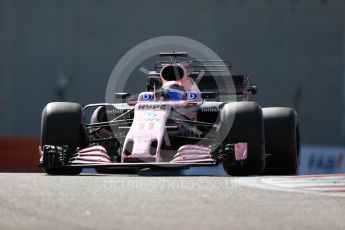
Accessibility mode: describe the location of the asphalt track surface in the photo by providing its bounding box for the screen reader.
[0,172,344,230]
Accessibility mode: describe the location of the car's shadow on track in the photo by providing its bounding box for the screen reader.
[71,165,230,177]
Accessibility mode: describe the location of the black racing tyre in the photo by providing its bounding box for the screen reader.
[41,102,88,175]
[262,107,300,175]
[219,102,265,176]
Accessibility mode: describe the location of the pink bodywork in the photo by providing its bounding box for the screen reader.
[170,145,213,163]
[39,101,248,166]
[71,146,111,164]
[39,142,247,165]
[39,70,248,166]
[121,103,172,163]
[234,143,248,161]
[120,100,248,163]
[39,145,112,165]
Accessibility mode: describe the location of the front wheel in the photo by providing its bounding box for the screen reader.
[219,102,265,176]
[41,102,88,175]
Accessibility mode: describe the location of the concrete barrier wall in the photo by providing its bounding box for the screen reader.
[0,138,40,172]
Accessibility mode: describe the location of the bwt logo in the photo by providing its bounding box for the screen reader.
[187,92,197,101]
[142,93,153,101]
[138,104,167,110]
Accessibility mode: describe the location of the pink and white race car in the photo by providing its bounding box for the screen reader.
[39,52,300,175]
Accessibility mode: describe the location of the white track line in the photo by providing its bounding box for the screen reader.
[237,174,345,197]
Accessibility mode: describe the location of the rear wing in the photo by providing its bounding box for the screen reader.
[154,60,231,72]
[195,74,253,100]
[147,71,255,101]
[148,53,255,100]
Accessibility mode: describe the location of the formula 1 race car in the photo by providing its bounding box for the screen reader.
[39,52,300,176]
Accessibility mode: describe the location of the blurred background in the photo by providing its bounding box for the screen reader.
[0,0,344,173]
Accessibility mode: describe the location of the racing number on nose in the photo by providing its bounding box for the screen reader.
[138,122,156,131]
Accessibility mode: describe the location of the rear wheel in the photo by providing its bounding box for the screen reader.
[219,102,265,176]
[262,107,300,175]
[41,102,87,175]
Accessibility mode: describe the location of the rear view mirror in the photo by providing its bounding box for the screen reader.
[114,92,130,99]
[248,86,257,95]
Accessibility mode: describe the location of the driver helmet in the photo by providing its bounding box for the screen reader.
[161,81,186,100]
